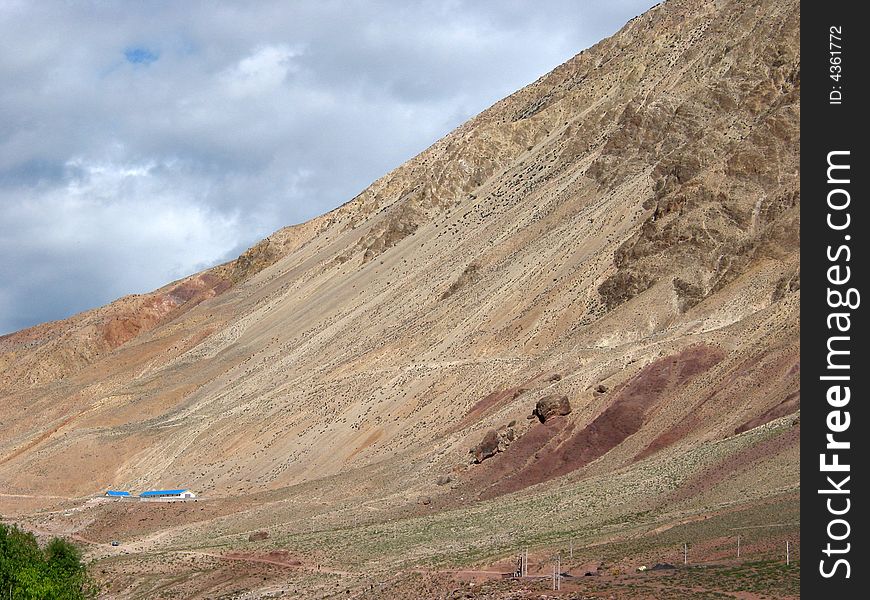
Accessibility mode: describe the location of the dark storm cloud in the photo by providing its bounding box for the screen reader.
[0,0,658,334]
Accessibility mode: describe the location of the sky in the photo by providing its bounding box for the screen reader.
[0,0,657,335]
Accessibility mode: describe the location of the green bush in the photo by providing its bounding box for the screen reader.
[0,523,97,599]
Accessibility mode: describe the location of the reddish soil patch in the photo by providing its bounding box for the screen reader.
[639,349,798,459]
[102,316,154,348]
[476,417,574,498]
[477,345,724,499]
[735,390,799,434]
[224,550,303,567]
[662,423,799,505]
[168,273,231,304]
[455,386,526,431]
[454,371,560,433]
[102,274,231,348]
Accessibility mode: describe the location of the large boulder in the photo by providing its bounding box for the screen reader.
[470,429,501,463]
[469,421,522,463]
[533,395,572,422]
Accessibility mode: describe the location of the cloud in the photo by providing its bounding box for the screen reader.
[0,0,658,334]
[220,44,301,97]
[1,157,240,332]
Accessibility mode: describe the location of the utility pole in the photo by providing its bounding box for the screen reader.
[737,535,741,558]
[550,554,562,590]
[683,542,688,565]
[786,541,790,565]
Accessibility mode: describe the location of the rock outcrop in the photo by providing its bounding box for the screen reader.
[470,430,501,463]
[532,395,572,423]
[470,422,521,463]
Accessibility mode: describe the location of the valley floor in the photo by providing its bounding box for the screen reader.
[4,417,799,599]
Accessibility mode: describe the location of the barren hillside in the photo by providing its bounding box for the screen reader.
[1,0,799,596]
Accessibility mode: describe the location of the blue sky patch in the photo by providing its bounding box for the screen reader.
[124,47,159,65]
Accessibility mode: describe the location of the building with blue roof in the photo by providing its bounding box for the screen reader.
[139,489,195,501]
[105,490,131,498]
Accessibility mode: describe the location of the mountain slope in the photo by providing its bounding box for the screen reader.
[1,0,798,529]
